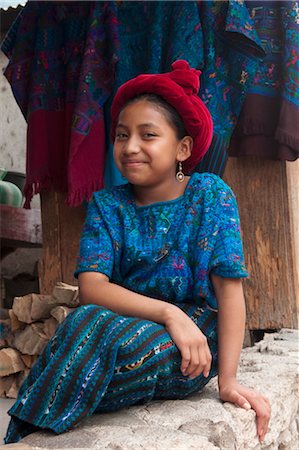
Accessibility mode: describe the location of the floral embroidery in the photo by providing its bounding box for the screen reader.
[75,173,248,310]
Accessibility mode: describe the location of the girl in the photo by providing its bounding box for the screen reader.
[5,60,270,444]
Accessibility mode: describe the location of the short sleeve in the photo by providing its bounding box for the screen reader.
[74,195,114,278]
[210,185,248,279]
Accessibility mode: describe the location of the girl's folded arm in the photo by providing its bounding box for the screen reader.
[78,271,179,326]
[78,271,212,378]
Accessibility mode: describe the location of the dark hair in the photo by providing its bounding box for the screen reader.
[122,93,187,140]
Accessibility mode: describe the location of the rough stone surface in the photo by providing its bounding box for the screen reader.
[1,329,298,450]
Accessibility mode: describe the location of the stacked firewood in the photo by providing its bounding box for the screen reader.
[0,282,79,398]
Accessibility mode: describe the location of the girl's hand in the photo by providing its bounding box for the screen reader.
[165,309,212,379]
[219,378,271,442]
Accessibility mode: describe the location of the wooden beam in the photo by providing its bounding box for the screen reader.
[0,204,42,248]
[38,192,62,294]
[57,192,86,287]
[38,191,85,294]
[224,157,298,330]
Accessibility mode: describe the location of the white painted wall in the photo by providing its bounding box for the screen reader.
[0,52,26,172]
[0,51,42,300]
[0,51,40,207]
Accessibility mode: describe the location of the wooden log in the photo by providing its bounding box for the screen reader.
[0,374,16,398]
[8,310,23,332]
[6,373,20,399]
[12,293,53,324]
[0,348,25,376]
[30,294,54,321]
[50,282,79,307]
[20,354,37,369]
[51,305,73,323]
[10,286,78,326]
[0,370,30,399]
[37,317,58,340]
[13,324,49,355]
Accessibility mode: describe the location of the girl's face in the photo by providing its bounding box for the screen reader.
[114,100,191,189]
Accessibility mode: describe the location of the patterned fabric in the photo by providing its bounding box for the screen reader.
[75,173,248,310]
[1,0,119,207]
[5,302,217,443]
[1,1,265,206]
[104,0,204,187]
[5,172,246,443]
[229,1,299,160]
[106,0,265,186]
[194,0,265,175]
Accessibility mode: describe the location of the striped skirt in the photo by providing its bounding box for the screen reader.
[5,303,218,444]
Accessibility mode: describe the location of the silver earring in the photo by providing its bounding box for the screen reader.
[176,162,185,183]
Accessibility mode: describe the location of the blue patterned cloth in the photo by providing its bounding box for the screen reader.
[229,1,299,160]
[195,0,265,174]
[105,0,265,185]
[5,303,218,443]
[75,172,248,310]
[1,1,266,204]
[104,0,204,187]
[5,173,247,444]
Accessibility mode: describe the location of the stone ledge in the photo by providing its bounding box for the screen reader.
[1,329,298,450]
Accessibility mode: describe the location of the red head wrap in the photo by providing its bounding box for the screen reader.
[110,60,213,173]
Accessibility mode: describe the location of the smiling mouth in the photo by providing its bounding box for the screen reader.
[123,161,146,166]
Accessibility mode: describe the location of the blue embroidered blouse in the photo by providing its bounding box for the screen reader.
[75,173,248,310]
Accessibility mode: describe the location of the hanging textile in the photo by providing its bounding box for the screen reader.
[103,0,204,187]
[1,0,204,205]
[1,0,119,207]
[228,1,299,161]
[194,0,265,175]
[105,1,265,185]
[2,1,265,206]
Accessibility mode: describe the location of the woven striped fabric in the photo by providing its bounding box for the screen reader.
[5,303,217,444]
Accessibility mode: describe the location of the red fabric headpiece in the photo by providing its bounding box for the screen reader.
[110,60,213,173]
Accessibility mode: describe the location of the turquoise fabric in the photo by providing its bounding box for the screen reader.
[5,303,217,443]
[105,0,265,185]
[75,172,248,310]
[5,172,247,444]
[104,0,204,187]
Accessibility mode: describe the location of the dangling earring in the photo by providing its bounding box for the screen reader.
[176,162,185,183]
